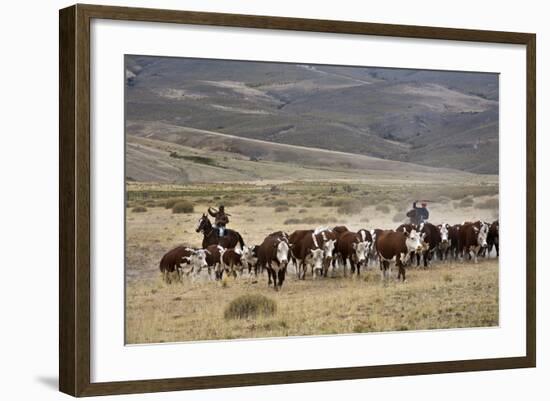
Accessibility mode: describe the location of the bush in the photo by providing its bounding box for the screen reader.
[274,206,289,213]
[172,201,194,214]
[375,204,391,214]
[224,294,277,320]
[475,198,499,209]
[131,206,147,213]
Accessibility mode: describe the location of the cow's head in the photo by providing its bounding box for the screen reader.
[439,224,449,244]
[352,241,367,264]
[475,224,489,248]
[308,248,325,275]
[275,240,289,266]
[322,239,336,261]
[405,229,423,254]
[191,249,208,270]
[241,245,257,265]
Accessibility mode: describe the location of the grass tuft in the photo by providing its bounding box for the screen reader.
[224,294,277,320]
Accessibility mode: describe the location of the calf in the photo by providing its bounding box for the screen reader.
[458,222,489,263]
[241,244,260,274]
[376,229,423,282]
[336,231,368,276]
[219,248,245,277]
[257,232,290,291]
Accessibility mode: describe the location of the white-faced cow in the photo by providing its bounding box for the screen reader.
[376,229,423,282]
[458,222,489,263]
[159,246,208,283]
[437,223,451,261]
[314,227,338,277]
[257,232,290,291]
[241,244,260,275]
[357,228,373,265]
[291,231,326,279]
[335,231,368,276]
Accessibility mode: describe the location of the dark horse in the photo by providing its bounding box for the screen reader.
[195,214,245,249]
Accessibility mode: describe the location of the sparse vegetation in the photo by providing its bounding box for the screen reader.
[131,206,147,213]
[274,206,289,213]
[172,201,194,214]
[224,294,277,320]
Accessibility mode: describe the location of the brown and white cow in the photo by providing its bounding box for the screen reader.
[416,222,441,267]
[376,229,423,282]
[314,227,338,276]
[241,244,260,275]
[335,231,368,276]
[289,229,313,278]
[204,244,224,280]
[159,246,208,283]
[458,222,489,263]
[291,231,326,279]
[257,232,290,291]
[219,248,245,277]
[357,228,373,265]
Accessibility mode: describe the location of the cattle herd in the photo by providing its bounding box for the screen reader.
[159,214,499,291]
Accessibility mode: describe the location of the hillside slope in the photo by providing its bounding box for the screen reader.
[125,56,499,174]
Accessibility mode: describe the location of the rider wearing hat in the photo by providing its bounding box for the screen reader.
[208,205,230,237]
[412,200,429,225]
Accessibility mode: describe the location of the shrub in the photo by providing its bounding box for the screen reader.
[375,204,391,214]
[274,206,289,213]
[475,198,499,209]
[131,206,147,213]
[224,294,277,320]
[360,216,370,223]
[172,201,194,214]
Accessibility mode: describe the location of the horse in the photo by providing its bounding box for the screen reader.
[195,214,245,250]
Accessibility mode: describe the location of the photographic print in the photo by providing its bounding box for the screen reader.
[124,55,499,344]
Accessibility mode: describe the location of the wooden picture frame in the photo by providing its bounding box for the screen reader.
[59,3,536,397]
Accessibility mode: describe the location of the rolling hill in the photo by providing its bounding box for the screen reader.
[125,55,499,178]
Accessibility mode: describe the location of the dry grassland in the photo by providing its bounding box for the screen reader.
[125,180,499,344]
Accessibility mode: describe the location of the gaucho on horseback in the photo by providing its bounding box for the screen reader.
[196,205,244,250]
[207,205,230,237]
